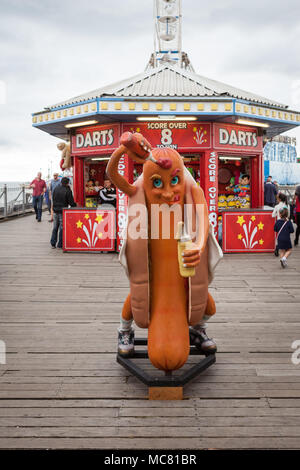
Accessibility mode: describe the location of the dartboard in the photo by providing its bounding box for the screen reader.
[218,167,232,184]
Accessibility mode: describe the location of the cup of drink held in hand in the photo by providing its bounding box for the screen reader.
[176,221,196,278]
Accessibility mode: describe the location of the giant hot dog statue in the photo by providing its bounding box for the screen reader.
[107,132,223,372]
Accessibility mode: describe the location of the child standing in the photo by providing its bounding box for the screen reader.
[272,193,290,257]
[272,192,290,220]
[274,207,294,268]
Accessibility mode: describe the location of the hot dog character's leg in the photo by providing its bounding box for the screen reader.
[203,291,216,319]
[121,293,133,322]
[118,293,135,357]
[189,293,217,354]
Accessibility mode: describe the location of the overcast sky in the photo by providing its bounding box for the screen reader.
[0,0,300,181]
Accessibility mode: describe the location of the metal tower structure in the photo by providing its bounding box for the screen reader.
[146,0,194,71]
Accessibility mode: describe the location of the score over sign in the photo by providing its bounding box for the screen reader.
[122,122,211,151]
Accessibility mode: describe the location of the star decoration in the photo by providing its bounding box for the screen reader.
[251,216,256,222]
[259,239,264,245]
[95,215,103,223]
[76,237,81,243]
[84,214,89,219]
[76,220,83,228]
[237,234,243,240]
[236,215,245,226]
[258,222,264,230]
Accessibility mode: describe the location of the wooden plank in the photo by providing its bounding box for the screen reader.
[0,426,300,438]
[0,437,299,449]
[2,406,300,418]
[1,416,300,427]
[0,398,269,408]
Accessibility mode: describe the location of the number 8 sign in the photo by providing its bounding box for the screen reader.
[161,129,173,146]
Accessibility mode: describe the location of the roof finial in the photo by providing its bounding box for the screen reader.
[146,0,194,71]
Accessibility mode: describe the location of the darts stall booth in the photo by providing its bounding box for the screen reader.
[68,120,268,254]
[32,2,300,255]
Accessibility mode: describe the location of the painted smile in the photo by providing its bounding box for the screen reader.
[163,194,181,205]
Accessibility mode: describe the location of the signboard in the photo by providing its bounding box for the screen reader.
[222,211,275,253]
[116,154,133,252]
[122,122,211,151]
[213,123,262,151]
[71,123,120,155]
[203,151,218,238]
[63,209,115,252]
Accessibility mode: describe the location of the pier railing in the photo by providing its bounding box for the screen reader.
[0,184,43,219]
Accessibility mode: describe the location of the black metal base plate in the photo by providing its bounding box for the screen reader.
[117,338,216,387]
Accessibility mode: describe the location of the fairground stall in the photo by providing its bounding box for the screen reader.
[32,2,300,254]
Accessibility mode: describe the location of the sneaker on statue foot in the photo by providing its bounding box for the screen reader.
[189,327,217,355]
[118,328,135,357]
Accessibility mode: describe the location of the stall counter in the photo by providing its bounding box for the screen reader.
[221,208,275,253]
[63,208,116,252]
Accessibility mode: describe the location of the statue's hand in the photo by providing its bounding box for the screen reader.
[120,132,152,164]
[182,243,201,268]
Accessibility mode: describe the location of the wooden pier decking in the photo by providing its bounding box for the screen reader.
[0,214,300,449]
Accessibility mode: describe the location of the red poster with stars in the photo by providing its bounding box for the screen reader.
[63,209,115,252]
[222,211,275,253]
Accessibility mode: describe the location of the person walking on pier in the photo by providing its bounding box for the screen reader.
[50,177,76,249]
[48,172,61,222]
[274,207,294,268]
[49,173,61,202]
[272,193,290,256]
[29,172,47,222]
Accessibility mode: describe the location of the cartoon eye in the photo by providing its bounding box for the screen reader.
[153,178,163,189]
[171,176,179,186]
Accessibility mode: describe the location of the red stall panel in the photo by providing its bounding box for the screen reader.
[222,210,275,253]
[63,209,115,252]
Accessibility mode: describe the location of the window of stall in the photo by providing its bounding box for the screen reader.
[182,154,201,186]
[83,156,112,207]
[217,155,252,212]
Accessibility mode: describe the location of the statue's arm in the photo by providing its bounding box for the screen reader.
[106,145,137,197]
